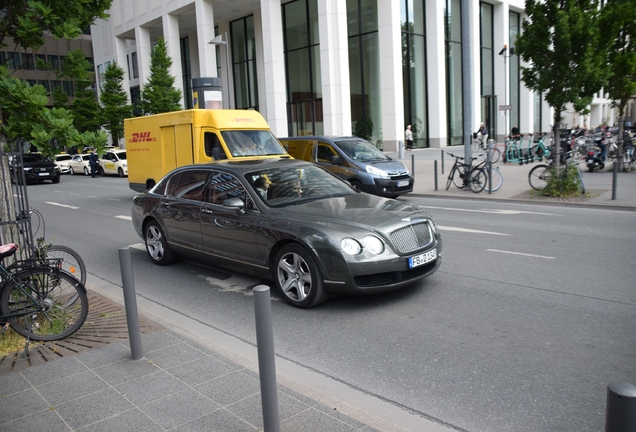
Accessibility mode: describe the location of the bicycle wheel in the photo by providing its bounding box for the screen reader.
[489,147,501,164]
[482,166,504,192]
[452,165,468,189]
[468,168,487,193]
[622,150,633,172]
[0,267,89,341]
[472,140,480,152]
[45,245,86,285]
[529,164,551,191]
[445,165,456,190]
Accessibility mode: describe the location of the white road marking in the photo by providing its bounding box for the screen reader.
[70,193,80,196]
[198,274,279,300]
[129,243,146,251]
[116,215,132,221]
[45,201,80,210]
[487,249,555,259]
[425,206,561,216]
[438,226,510,236]
[87,195,98,198]
[108,198,121,201]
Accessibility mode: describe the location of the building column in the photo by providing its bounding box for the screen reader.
[113,35,131,102]
[134,25,151,87]
[377,0,403,151]
[163,12,184,108]
[195,0,218,78]
[470,0,481,133]
[426,0,447,148]
[259,0,288,137]
[254,9,267,119]
[493,2,509,141]
[317,0,351,136]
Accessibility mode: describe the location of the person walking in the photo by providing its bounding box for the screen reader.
[88,149,99,178]
[405,125,413,151]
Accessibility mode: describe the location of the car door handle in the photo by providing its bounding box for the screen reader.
[202,208,214,214]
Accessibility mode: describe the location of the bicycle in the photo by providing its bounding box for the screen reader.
[470,153,504,192]
[446,153,486,193]
[0,243,89,353]
[622,143,634,172]
[528,151,586,194]
[7,208,86,286]
[472,134,502,163]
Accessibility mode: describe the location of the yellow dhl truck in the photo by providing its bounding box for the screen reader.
[124,109,290,191]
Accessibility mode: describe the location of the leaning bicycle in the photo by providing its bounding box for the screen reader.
[446,153,486,193]
[470,153,504,193]
[528,151,586,194]
[0,243,89,346]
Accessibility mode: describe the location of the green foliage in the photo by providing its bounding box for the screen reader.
[0,0,112,53]
[600,0,636,116]
[72,80,101,133]
[541,164,583,197]
[52,85,69,108]
[100,62,133,146]
[353,117,374,141]
[515,0,609,127]
[139,37,182,115]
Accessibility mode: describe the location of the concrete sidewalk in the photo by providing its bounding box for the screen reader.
[389,147,636,210]
[1,148,634,432]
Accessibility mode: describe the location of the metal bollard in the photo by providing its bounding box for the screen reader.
[398,140,404,160]
[118,247,143,360]
[487,139,495,194]
[253,285,280,432]
[412,154,415,179]
[434,160,438,191]
[606,381,636,432]
[441,150,444,174]
[612,156,618,200]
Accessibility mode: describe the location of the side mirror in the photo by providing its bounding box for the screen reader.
[212,146,221,160]
[222,197,245,214]
[331,155,340,165]
[145,178,156,190]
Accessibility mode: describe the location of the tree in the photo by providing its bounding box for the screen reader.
[139,37,182,115]
[515,0,610,172]
[100,62,133,147]
[72,80,102,133]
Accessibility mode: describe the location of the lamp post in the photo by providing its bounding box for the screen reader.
[499,44,514,139]
[208,32,232,109]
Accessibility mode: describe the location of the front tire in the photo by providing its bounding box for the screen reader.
[144,220,177,265]
[84,166,89,176]
[118,167,125,177]
[349,180,364,192]
[274,244,327,308]
[69,167,75,175]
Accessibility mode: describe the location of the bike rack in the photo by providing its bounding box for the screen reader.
[0,139,36,260]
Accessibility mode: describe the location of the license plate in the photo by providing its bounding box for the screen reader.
[408,248,437,269]
[38,172,49,176]
[397,180,409,187]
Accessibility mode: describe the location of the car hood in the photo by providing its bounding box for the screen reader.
[273,193,431,231]
[355,159,409,176]
[22,161,55,169]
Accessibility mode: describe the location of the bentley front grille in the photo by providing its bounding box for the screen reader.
[389,223,433,254]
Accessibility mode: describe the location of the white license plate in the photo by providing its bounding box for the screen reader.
[38,172,49,176]
[397,180,409,187]
[408,249,437,269]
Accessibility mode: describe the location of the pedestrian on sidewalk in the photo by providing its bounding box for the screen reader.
[405,125,413,151]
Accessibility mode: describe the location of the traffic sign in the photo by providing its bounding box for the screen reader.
[499,105,512,111]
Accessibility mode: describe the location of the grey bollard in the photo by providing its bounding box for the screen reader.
[606,381,636,432]
[253,285,280,432]
[118,247,143,360]
[398,140,404,160]
[441,150,444,174]
[434,160,438,191]
[412,153,415,179]
[487,139,495,194]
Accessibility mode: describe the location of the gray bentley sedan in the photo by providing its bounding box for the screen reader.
[131,158,441,308]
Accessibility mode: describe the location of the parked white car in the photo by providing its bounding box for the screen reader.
[68,154,92,175]
[99,150,127,177]
[54,154,73,174]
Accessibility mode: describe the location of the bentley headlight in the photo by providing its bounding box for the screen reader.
[341,238,362,255]
[366,165,389,179]
[363,236,384,255]
[428,218,439,235]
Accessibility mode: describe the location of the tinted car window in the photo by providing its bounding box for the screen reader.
[173,170,209,201]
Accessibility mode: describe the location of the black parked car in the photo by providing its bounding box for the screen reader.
[131,158,441,308]
[10,153,60,184]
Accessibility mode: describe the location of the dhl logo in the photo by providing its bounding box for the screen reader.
[131,132,157,142]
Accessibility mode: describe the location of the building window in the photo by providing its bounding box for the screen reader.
[283,0,322,136]
[509,11,520,133]
[231,15,258,111]
[97,64,104,89]
[21,53,35,70]
[131,52,139,79]
[347,0,380,145]
[180,36,192,109]
[130,86,142,116]
[401,0,429,148]
[63,81,74,97]
[47,55,59,70]
[479,2,496,139]
[35,54,47,70]
[38,80,51,93]
[8,52,22,69]
[445,0,463,146]
[534,91,543,134]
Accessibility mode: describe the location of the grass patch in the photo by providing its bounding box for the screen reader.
[0,324,42,356]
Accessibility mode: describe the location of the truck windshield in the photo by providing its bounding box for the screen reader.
[222,130,288,158]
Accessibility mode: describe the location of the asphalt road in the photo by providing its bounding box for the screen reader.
[21,174,636,432]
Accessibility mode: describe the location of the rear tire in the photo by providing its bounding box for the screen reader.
[274,244,327,308]
[84,167,89,176]
[468,168,487,193]
[452,165,468,189]
[529,164,550,191]
[45,245,87,286]
[118,167,125,177]
[69,167,75,175]
[144,220,177,265]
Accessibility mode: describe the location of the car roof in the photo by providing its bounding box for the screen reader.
[278,135,363,142]
[170,157,313,176]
